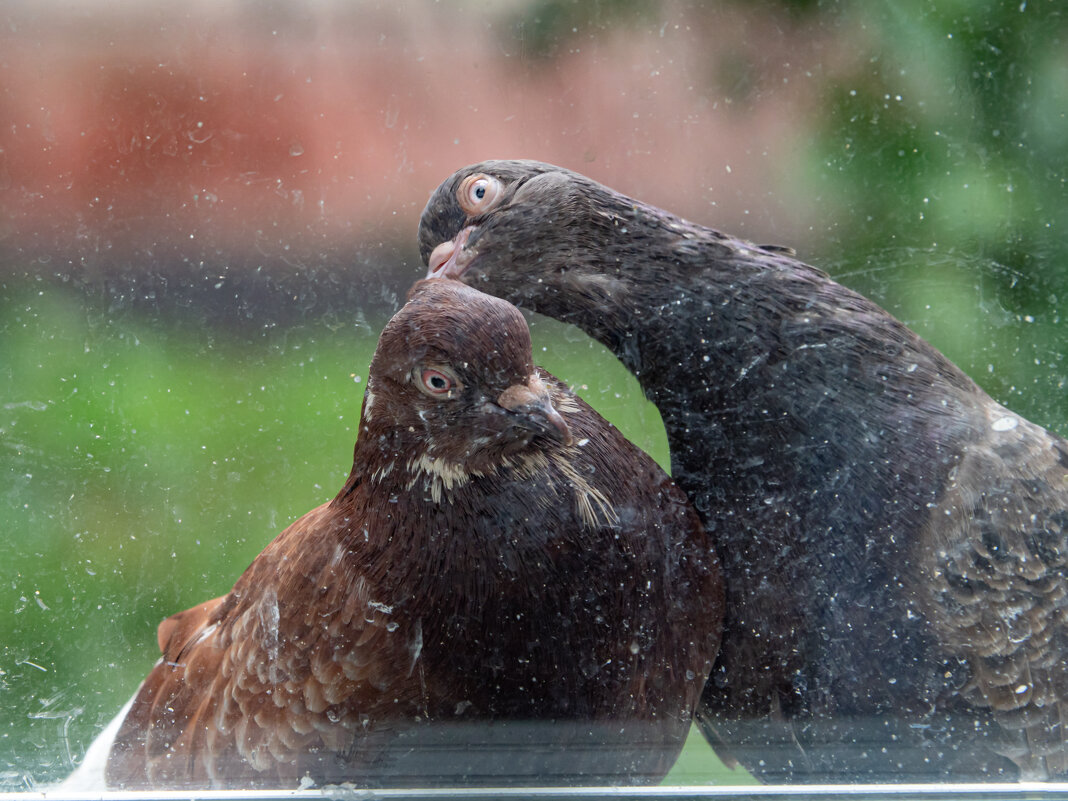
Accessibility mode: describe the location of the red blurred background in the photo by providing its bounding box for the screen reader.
[0,1,838,292]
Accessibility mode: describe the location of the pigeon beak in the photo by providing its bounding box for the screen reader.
[427,226,475,279]
[497,376,574,446]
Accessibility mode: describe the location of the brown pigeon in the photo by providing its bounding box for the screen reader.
[73,278,721,789]
[419,160,1068,783]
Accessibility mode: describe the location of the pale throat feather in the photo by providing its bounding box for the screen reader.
[402,445,616,529]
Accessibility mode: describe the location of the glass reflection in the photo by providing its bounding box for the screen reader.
[1,0,1065,792]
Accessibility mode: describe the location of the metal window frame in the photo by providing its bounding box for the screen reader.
[8,783,1068,801]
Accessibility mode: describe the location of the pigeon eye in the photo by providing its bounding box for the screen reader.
[415,366,461,398]
[458,174,502,215]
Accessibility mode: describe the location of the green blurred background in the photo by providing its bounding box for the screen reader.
[1,0,1066,789]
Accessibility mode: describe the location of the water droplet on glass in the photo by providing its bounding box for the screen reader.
[991,416,1018,432]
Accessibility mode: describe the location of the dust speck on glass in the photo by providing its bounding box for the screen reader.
[2,0,1067,796]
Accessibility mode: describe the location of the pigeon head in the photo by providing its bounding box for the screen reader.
[418,161,628,317]
[361,278,572,474]
[417,160,558,268]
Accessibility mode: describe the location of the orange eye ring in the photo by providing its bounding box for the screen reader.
[415,366,461,397]
[457,173,503,216]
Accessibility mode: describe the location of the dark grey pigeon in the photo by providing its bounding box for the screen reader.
[418,160,1068,783]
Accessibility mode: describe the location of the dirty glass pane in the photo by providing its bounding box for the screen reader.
[2,0,1066,795]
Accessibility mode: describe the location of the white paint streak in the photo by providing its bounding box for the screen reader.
[408,619,423,677]
[258,588,280,664]
[193,622,218,647]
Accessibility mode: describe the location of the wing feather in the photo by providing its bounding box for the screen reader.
[919,402,1068,777]
[106,502,414,788]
